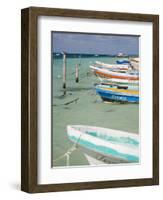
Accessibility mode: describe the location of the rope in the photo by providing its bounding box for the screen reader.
[53,144,77,166]
[53,133,83,166]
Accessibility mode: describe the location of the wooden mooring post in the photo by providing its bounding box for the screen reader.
[75,64,79,83]
[62,52,66,94]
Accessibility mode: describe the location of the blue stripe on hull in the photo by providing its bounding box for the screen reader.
[116,60,130,64]
[96,88,139,103]
[69,135,139,162]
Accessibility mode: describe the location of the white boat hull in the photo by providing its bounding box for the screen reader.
[67,125,139,164]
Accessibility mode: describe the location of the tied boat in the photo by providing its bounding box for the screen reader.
[67,125,139,165]
[95,84,139,103]
[90,65,139,81]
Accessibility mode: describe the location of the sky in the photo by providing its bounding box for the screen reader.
[52,32,139,55]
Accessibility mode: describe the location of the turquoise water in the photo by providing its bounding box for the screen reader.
[52,55,139,167]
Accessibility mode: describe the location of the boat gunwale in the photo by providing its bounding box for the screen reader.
[67,125,139,158]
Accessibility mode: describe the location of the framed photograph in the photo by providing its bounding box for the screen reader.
[21,7,159,193]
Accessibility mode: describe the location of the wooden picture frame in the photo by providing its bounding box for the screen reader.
[21,7,159,193]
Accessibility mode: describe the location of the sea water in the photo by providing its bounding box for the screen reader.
[52,55,139,167]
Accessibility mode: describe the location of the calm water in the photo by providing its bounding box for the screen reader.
[52,55,139,167]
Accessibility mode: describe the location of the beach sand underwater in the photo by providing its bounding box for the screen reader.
[52,55,139,167]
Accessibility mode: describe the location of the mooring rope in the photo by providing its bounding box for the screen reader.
[53,133,83,166]
[53,144,77,166]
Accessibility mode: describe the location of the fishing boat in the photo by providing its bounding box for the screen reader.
[90,65,139,81]
[95,84,139,103]
[116,59,130,64]
[129,57,139,71]
[95,61,130,70]
[98,77,139,87]
[117,52,127,57]
[99,83,139,91]
[67,125,139,164]
[90,65,128,73]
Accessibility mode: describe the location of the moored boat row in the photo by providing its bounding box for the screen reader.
[90,59,139,103]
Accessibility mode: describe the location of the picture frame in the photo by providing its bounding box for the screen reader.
[21,7,159,193]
